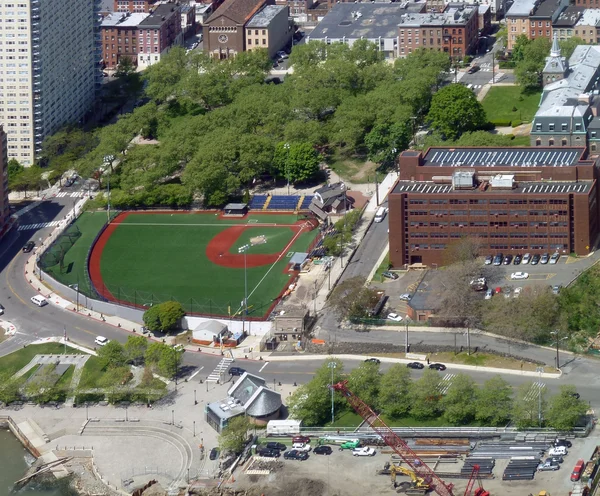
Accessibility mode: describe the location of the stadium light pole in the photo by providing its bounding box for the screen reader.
[284,143,290,195]
[238,244,250,334]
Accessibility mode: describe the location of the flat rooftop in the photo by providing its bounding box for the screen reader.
[247,5,285,27]
[392,180,593,195]
[421,147,584,167]
[139,4,179,27]
[309,2,426,41]
[101,12,149,27]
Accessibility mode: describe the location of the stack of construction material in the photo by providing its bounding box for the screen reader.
[470,441,549,459]
[502,458,541,481]
[461,458,495,477]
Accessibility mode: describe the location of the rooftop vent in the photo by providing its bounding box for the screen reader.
[490,174,515,189]
[452,170,475,190]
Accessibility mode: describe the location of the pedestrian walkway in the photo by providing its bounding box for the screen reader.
[18,220,61,231]
[54,191,84,198]
[206,358,234,383]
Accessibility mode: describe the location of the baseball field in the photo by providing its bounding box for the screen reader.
[85,211,319,318]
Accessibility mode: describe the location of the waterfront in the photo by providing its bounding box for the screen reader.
[0,430,62,496]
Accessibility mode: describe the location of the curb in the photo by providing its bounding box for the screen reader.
[266,353,562,379]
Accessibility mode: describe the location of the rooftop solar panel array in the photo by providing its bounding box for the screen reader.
[423,148,583,168]
[393,181,592,195]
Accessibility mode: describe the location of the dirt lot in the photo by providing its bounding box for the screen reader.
[222,435,600,496]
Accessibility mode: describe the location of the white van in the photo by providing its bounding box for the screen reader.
[95,336,108,346]
[30,295,48,307]
[374,207,387,223]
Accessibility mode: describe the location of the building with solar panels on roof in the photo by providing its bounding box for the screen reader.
[388,146,600,268]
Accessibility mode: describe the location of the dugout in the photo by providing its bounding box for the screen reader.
[223,203,248,217]
[288,252,309,271]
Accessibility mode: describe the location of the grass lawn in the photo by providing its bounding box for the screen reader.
[482,86,541,125]
[329,410,483,428]
[0,343,86,377]
[327,150,379,184]
[509,135,532,146]
[43,212,109,291]
[98,212,318,317]
[373,253,391,282]
[78,355,107,389]
[56,365,75,388]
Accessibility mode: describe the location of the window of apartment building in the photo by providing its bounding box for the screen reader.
[548,123,554,131]
[561,123,567,130]
[535,138,542,146]
[262,39,266,45]
[248,39,252,45]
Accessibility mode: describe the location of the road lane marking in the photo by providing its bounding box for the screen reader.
[74,326,99,337]
[5,255,29,306]
[259,361,269,372]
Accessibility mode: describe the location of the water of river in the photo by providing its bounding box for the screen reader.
[0,430,64,496]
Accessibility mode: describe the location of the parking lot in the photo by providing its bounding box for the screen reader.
[232,435,598,496]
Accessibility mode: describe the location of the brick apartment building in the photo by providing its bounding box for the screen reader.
[101,12,149,70]
[388,147,599,268]
[397,5,478,59]
[114,0,155,12]
[137,3,183,68]
[506,0,569,50]
[0,127,10,241]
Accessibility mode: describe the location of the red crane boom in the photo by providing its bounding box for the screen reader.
[332,381,455,496]
[463,465,480,496]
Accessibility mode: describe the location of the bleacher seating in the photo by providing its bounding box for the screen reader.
[249,195,268,210]
[300,196,313,210]
[266,195,300,210]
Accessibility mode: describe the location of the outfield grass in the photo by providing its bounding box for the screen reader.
[482,86,541,125]
[44,212,108,290]
[0,343,85,376]
[99,213,318,316]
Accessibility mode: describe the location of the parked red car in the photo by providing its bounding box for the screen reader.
[571,459,585,481]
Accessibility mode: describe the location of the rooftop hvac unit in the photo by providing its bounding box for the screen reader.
[452,170,475,189]
[490,174,515,189]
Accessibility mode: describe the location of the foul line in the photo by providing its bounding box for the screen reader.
[240,221,313,313]
[113,222,288,227]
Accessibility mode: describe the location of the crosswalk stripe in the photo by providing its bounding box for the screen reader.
[206,358,235,383]
[17,220,61,231]
[524,381,545,401]
[438,373,456,395]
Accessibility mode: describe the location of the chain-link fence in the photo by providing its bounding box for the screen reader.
[38,223,81,270]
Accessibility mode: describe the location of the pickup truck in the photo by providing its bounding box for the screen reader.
[339,440,361,450]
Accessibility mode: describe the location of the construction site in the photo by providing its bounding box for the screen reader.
[213,382,600,496]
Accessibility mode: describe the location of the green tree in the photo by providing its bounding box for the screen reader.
[328,276,380,321]
[97,341,127,368]
[378,364,412,418]
[219,415,251,454]
[515,37,552,90]
[273,141,320,183]
[99,366,131,403]
[145,342,167,366]
[143,305,162,332]
[409,369,443,420]
[157,301,186,332]
[513,381,546,429]
[347,361,381,408]
[559,37,585,60]
[287,359,345,426]
[144,46,188,102]
[474,376,513,426]
[442,374,477,425]
[545,385,587,431]
[115,56,136,77]
[511,35,531,62]
[427,84,487,140]
[124,335,148,365]
[0,373,23,404]
[157,346,183,379]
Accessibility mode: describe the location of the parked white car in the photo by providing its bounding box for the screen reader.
[510,272,529,280]
[399,294,411,301]
[292,443,311,452]
[387,313,403,322]
[522,253,532,264]
[549,446,567,456]
[352,447,376,457]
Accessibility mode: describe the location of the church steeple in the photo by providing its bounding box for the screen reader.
[550,32,561,58]
[542,33,568,87]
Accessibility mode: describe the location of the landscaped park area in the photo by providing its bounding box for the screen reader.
[482,86,542,127]
[0,342,169,406]
[41,211,319,318]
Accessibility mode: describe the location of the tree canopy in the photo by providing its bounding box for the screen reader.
[426,84,488,140]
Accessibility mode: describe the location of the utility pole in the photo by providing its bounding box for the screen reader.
[328,362,337,424]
